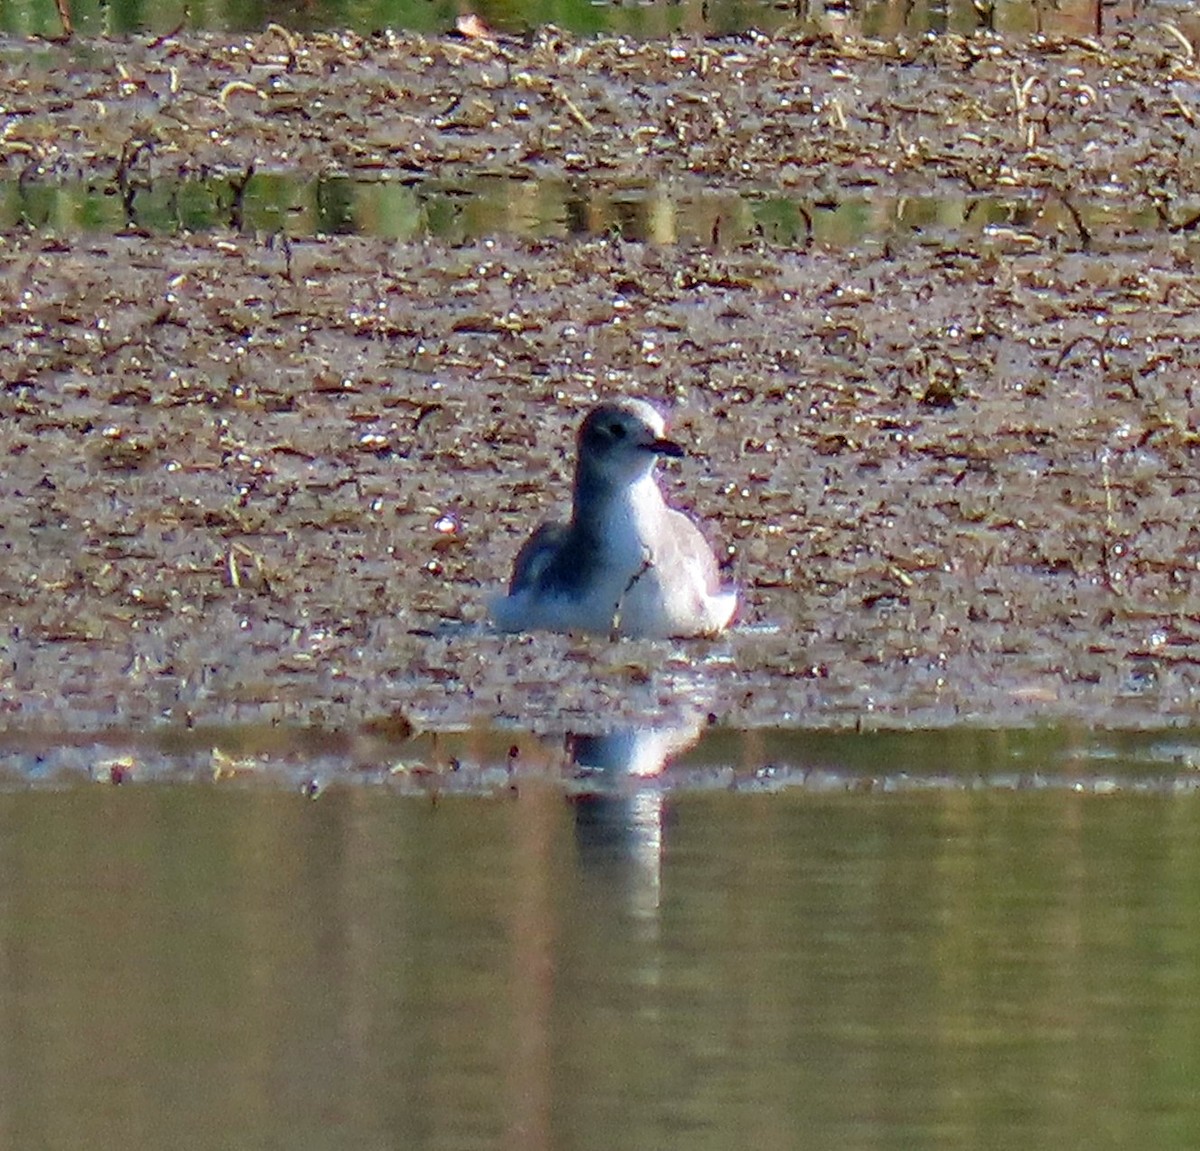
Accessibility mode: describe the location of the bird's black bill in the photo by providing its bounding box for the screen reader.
[649,437,685,458]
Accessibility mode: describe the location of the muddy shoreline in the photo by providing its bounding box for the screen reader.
[3,24,1200,735]
[0,23,1198,201]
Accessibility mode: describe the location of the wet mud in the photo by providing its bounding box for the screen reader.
[4,19,1200,204]
[3,20,1200,738]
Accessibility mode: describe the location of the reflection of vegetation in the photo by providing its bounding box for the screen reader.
[315,177,358,234]
[0,0,1115,35]
[3,770,1198,1147]
[753,199,810,248]
[356,183,424,239]
[0,176,1163,250]
[422,193,460,242]
[475,0,608,36]
[0,0,1087,36]
[816,199,872,248]
[330,0,459,34]
[174,181,224,232]
[242,173,301,232]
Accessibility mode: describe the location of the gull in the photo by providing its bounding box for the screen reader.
[490,399,737,638]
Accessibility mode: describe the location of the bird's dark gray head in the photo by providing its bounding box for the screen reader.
[575,400,683,492]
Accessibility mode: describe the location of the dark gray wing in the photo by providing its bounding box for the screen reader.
[508,521,571,594]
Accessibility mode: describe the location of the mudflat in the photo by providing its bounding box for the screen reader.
[3,22,1200,734]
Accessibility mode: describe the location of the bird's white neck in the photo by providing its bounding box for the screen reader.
[573,471,666,553]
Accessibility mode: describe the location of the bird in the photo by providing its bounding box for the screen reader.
[490,399,737,639]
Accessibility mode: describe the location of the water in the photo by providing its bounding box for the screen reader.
[2,175,1175,247]
[16,721,1200,791]
[0,0,1135,41]
[2,728,1199,1149]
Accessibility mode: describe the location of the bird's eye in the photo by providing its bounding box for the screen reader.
[609,423,626,439]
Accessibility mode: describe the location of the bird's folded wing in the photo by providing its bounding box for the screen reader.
[508,521,571,593]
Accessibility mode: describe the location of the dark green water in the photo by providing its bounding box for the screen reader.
[0,776,1196,1149]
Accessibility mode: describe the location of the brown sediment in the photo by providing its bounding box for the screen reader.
[0,23,1197,199]
[1,23,1200,734]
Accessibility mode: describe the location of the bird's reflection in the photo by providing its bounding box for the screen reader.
[565,719,703,924]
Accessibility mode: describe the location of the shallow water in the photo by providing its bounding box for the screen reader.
[4,175,1178,247]
[2,731,1199,1149]
[10,719,1200,793]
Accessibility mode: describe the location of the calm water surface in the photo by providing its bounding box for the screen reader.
[1,730,1199,1150]
[3,176,1174,248]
